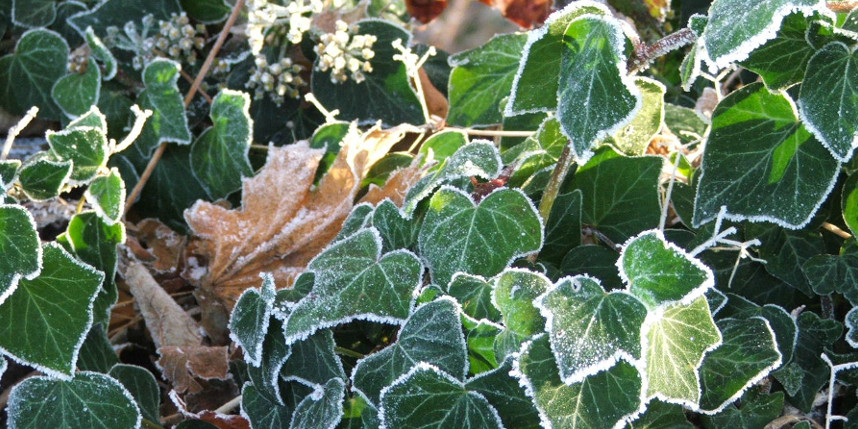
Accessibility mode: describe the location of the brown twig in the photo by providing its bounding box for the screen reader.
[827,1,858,13]
[629,27,697,74]
[124,0,245,215]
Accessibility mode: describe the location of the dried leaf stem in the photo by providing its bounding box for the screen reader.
[628,27,697,74]
[124,0,245,215]
[1,106,38,161]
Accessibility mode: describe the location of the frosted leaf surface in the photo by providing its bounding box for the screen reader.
[0,205,40,306]
[290,377,345,429]
[228,274,276,366]
[281,329,346,387]
[447,273,502,321]
[465,357,541,429]
[130,59,191,157]
[493,269,552,338]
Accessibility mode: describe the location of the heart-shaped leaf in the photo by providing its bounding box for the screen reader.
[448,273,501,321]
[130,59,192,158]
[803,254,858,304]
[493,269,552,338]
[280,329,346,387]
[109,364,160,423]
[68,0,180,37]
[85,168,125,225]
[48,126,109,184]
[229,274,276,366]
[466,357,541,429]
[51,64,101,119]
[290,377,345,429]
[0,29,68,120]
[0,205,40,305]
[12,0,56,27]
[17,155,71,201]
[418,187,542,286]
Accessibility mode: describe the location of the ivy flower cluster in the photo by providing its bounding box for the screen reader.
[247,56,306,103]
[246,0,324,55]
[149,12,206,65]
[315,20,377,84]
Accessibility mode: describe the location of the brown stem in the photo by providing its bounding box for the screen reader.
[527,144,575,263]
[827,1,858,13]
[629,27,697,73]
[124,0,245,215]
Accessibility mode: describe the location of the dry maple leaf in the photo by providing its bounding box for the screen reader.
[184,124,423,341]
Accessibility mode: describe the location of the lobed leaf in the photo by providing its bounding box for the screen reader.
[0,29,68,120]
[0,205,41,306]
[109,364,161,423]
[290,377,345,429]
[48,126,109,184]
[51,64,101,119]
[229,274,276,367]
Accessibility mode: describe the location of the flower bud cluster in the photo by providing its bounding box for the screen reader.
[67,51,89,74]
[149,12,206,65]
[315,20,376,84]
[246,0,323,55]
[247,56,306,103]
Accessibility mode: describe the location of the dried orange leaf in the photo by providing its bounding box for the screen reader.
[157,345,229,394]
[126,262,201,348]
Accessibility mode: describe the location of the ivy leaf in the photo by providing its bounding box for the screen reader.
[312,20,423,125]
[0,160,20,190]
[17,156,72,201]
[847,306,858,348]
[773,312,841,411]
[229,274,276,367]
[448,273,501,321]
[747,223,824,296]
[241,383,294,429]
[535,275,647,383]
[799,41,858,162]
[368,199,417,252]
[7,372,140,428]
[380,363,505,429]
[85,26,116,80]
[493,269,552,338]
[181,0,230,23]
[0,243,103,378]
[418,129,466,164]
[85,168,125,225]
[290,377,345,429]
[418,187,542,286]
[844,173,858,236]
[109,364,161,423]
[465,358,541,429]
[506,2,611,115]
[464,318,501,374]
[0,29,68,120]
[698,318,782,412]
[247,317,291,405]
[48,126,109,184]
[718,294,797,365]
[803,254,858,304]
[693,82,839,229]
[447,33,526,127]
[502,117,567,188]
[605,77,666,156]
[51,64,101,119]
[627,399,694,428]
[620,230,714,308]
[571,147,663,244]
[404,141,502,215]
[541,188,582,267]
[700,389,784,429]
[700,0,823,68]
[76,324,118,373]
[131,59,192,158]
[644,297,722,407]
[68,0,180,37]
[11,0,56,27]
[283,228,423,342]
[560,244,623,290]
[190,89,254,199]
[352,297,467,405]
[0,205,40,306]
[280,329,346,387]
[558,15,641,162]
[514,335,643,429]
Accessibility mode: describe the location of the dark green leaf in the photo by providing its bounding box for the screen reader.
[541,189,582,266]
[85,26,116,80]
[627,399,694,428]
[51,64,101,119]
[77,324,118,373]
[290,377,345,429]
[0,205,40,305]
[229,274,276,367]
[12,0,56,27]
[241,383,294,429]
[68,0,180,37]
[180,0,229,23]
[560,244,623,289]
[701,389,784,429]
[85,168,125,224]
[465,358,541,429]
[0,29,68,119]
[48,126,108,184]
[803,254,858,304]
[448,273,501,321]
[132,59,192,158]
[368,199,416,252]
[17,156,72,201]
[281,329,346,387]
[739,13,827,90]
[108,364,160,423]
[747,223,825,296]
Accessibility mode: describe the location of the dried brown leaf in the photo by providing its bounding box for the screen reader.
[406,0,448,24]
[170,391,250,429]
[157,346,230,395]
[135,218,187,274]
[184,125,419,340]
[478,0,552,28]
[126,262,202,348]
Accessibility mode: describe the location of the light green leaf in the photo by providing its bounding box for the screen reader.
[404,141,502,215]
[803,254,858,304]
[506,2,611,115]
[620,230,713,308]
[693,82,839,229]
[281,329,346,387]
[0,29,68,120]
[447,33,526,127]
[312,20,423,125]
[701,0,824,68]
[0,243,103,378]
[290,377,345,429]
[664,104,707,145]
[8,372,140,429]
[698,318,782,412]
[85,26,116,80]
[48,126,109,184]
[109,364,160,423]
[190,89,253,199]
[17,156,72,201]
[418,130,467,166]
[51,64,101,119]
[352,297,467,405]
[283,228,423,342]
[502,116,566,187]
[85,168,125,225]
[843,173,858,236]
[680,42,702,92]
[68,0,180,37]
[380,363,504,429]
[465,358,541,429]
[229,274,276,366]
[12,0,56,27]
[558,15,640,162]
[448,273,501,321]
[0,205,40,305]
[571,147,663,244]
[605,77,665,156]
[535,276,647,383]
[515,335,643,429]
[493,269,552,339]
[419,187,542,286]
[643,297,721,407]
[131,59,192,158]
[799,41,858,162]
[464,318,501,374]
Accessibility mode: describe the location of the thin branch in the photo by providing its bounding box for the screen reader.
[629,27,697,74]
[822,222,852,239]
[447,127,536,138]
[214,395,242,414]
[1,106,39,161]
[124,0,245,214]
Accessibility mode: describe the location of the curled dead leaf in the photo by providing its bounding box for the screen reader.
[170,391,250,429]
[157,345,230,395]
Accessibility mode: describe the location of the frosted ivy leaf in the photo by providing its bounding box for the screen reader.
[0,205,41,306]
[290,377,345,429]
[418,187,543,287]
[643,297,722,407]
[228,273,276,366]
[465,357,541,428]
[281,329,346,388]
[283,228,423,343]
[247,318,291,406]
[534,275,647,383]
[352,297,467,405]
[846,306,858,348]
[619,229,714,309]
[492,268,553,338]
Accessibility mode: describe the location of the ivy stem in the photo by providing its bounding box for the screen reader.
[124,0,245,215]
[822,222,852,239]
[628,27,697,74]
[527,144,575,263]
[214,395,242,414]
[1,106,38,161]
[335,346,366,359]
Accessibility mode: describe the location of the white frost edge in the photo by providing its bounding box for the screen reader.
[18,156,74,203]
[68,104,109,134]
[555,14,643,165]
[192,89,254,196]
[0,243,102,381]
[282,330,347,390]
[418,185,545,287]
[846,306,858,349]
[85,168,125,225]
[700,1,832,71]
[797,41,858,163]
[144,59,192,148]
[488,266,553,318]
[227,273,276,368]
[533,274,644,385]
[707,288,728,316]
[8,371,142,429]
[0,204,42,306]
[46,125,108,187]
[508,334,647,429]
[377,362,504,429]
[505,1,612,117]
[289,378,346,429]
[51,64,102,121]
[697,316,783,415]
[616,229,715,309]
